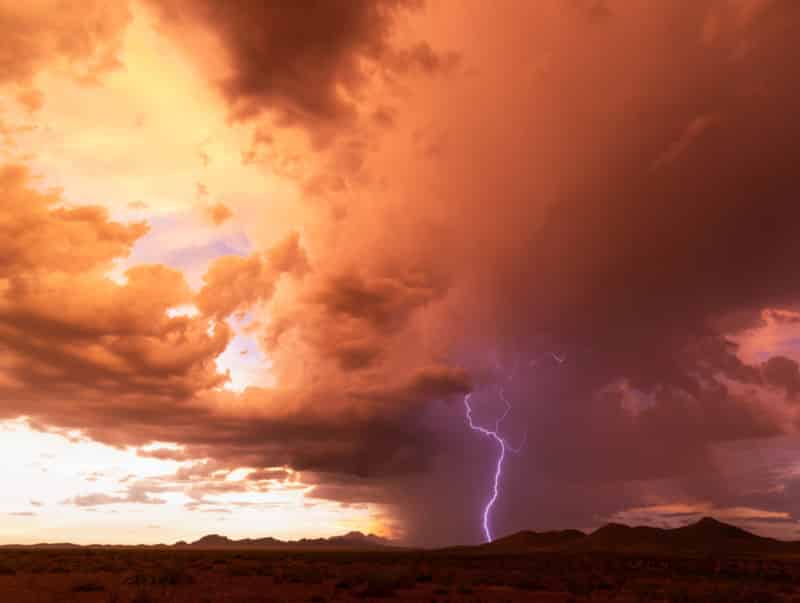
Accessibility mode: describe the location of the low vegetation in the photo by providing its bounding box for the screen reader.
[0,548,800,601]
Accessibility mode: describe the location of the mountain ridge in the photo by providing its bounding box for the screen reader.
[2,517,796,553]
[480,516,797,555]
[0,530,396,551]
[177,530,394,550]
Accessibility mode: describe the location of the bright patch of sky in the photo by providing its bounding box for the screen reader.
[0,420,381,545]
[126,211,252,289]
[216,312,275,391]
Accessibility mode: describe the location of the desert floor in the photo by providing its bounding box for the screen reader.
[0,548,799,602]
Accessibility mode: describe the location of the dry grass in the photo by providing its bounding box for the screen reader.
[0,548,798,602]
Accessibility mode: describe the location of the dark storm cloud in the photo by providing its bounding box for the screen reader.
[376,0,800,544]
[265,266,449,372]
[461,0,800,398]
[354,365,471,404]
[762,356,800,398]
[147,0,452,138]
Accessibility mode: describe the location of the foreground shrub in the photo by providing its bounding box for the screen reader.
[72,581,105,592]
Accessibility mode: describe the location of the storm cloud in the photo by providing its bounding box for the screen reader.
[4,0,800,546]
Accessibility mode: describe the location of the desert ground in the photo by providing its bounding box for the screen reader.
[0,548,799,603]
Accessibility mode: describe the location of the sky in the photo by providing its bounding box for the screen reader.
[2,0,800,547]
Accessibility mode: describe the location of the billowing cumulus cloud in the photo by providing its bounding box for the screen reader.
[0,163,228,400]
[266,266,447,373]
[0,0,130,99]
[0,163,466,502]
[196,232,307,319]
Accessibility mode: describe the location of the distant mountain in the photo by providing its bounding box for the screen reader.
[481,529,586,551]
[184,534,282,548]
[581,516,789,554]
[296,531,393,548]
[0,542,81,549]
[1,517,794,554]
[480,517,796,555]
[177,530,395,550]
[0,531,395,551]
[576,522,670,552]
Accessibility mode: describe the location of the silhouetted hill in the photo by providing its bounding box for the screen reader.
[178,530,394,550]
[576,516,781,554]
[477,517,796,555]
[188,534,236,547]
[297,531,393,548]
[482,529,586,551]
[0,542,81,550]
[2,517,795,553]
[676,516,758,541]
[0,531,395,551]
[578,522,669,552]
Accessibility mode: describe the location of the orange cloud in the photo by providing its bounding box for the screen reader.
[0,162,229,404]
[206,201,233,225]
[147,0,385,124]
[0,0,129,88]
[0,163,465,502]
[196,232,307,319]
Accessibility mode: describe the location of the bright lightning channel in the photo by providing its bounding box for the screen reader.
[464,387,524,543]
[465,353,563,543]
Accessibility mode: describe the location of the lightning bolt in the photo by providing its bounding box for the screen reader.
[465,353,563,543]
[464,387,525,543]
